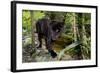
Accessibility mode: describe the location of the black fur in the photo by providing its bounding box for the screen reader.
[36,18,64,58]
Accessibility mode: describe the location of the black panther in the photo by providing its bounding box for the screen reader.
[36,18,65,58]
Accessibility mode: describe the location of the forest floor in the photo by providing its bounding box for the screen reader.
[22,34,76,63]
[22,46,74,63]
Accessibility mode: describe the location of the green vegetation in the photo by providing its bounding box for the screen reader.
[22,10,91,62]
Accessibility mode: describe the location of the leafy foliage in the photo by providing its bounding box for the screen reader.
[22,10,91,62]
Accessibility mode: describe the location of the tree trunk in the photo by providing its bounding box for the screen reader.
[75,13,83,59]
[81,14,89,59]
[30,11,35,49]
[72,13,77,41]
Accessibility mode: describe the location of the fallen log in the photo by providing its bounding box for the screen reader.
[58,41,81,60]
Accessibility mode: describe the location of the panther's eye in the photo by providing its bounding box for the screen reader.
[56,29,59,32]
